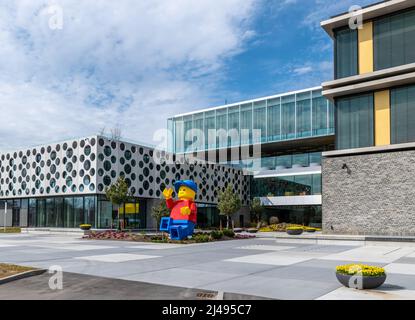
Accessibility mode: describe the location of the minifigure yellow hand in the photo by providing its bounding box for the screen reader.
[163,188,173,199]
[180,206,191,215]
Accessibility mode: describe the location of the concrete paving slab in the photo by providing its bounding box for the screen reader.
[319,246,415,263]
[120,268,237,289]
[235,245,294,251]
[0,272,267,300]
[201,274,341,300]
[385,263,415,275]
[317,286,415,300]
[75,253,161,263]
[225,250,325,266]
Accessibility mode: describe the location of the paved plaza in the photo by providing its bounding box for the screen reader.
[1,233,415,299]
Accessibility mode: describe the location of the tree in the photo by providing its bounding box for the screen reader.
[151,200,170,230]
[105,176,131,230]
[250,197,264,229]
[217,185,241,230]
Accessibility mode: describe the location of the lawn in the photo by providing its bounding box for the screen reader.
[0,227,21,233]
[0,263,33,279]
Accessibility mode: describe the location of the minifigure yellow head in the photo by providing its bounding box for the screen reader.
[174,180,198,200]
[177,186,196,200]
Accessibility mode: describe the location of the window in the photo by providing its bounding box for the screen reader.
[216,109,227,148]
[296,92,311,138]
[335,27,358,79]
[183,115,193,152]
[240,103,252,145]
[374,9,415,70]
[267,97,281,142]
[204,111,215,149]
[336,93,374,150]
[253,101,266,143]
[227,106,239,147]
[281,94,295,140]
[312,90,328,136]
[391,84,415,144]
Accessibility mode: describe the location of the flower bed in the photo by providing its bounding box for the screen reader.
[83,229,255,244]
[259,223,321,233]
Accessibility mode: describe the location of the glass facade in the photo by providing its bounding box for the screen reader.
[263,206,322,226]
[0,195,147,229]
[169,89,334,153]
[374,8,415,71]
[251,174,322,198]
[391,84,415,144]
[335,27,358,79]
[335,93,374,150]
[223,151,322,172]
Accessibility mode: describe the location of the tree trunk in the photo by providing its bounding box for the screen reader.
[219,218,222,231]
[226,215,230,229]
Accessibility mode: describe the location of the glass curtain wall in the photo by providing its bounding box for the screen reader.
[391,84,415,144]
[335,27,358,79]
[170,89,334,153]
[336,93,374,150]
[252,174,322,197]
[374,8,415,71]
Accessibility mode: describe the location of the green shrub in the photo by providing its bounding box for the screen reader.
[194,234,210,243]
[222,229,235,238]
[210,230,223,240]
[269,216,279,225]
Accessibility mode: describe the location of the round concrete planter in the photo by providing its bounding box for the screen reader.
[335,273,386,289]
[286,229,303,235]
[80,225,92,231]
[305,229,316,233]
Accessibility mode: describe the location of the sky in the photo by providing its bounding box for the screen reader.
[0,0,379,151]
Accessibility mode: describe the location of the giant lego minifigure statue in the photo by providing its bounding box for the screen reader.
[159,180,198,240]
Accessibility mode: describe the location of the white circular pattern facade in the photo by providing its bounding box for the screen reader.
[0,136,250,206]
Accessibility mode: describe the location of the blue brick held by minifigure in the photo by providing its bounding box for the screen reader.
[159,217,172,232]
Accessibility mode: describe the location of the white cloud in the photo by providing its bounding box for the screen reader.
[0,0,258,151]
[293,66,313,75]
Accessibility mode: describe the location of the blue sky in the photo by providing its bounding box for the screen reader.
[0,0,379,150]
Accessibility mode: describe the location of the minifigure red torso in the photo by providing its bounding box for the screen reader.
[166,198,197,224]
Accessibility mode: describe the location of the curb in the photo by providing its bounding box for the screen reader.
[0,269,47,285]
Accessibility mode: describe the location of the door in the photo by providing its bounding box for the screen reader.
[12,208,20,227]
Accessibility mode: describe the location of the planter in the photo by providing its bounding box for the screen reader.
[335,273,386,290]
[286,229,303,235]
[247,228,258,233]
[80,225,92,231]
[305,228,316,233]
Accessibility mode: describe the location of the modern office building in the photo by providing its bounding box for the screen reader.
[168,87,335,226]
[0,136,249,229]
[321,0,415,235]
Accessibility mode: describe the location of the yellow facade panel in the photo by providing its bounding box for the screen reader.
[374,90,390,146]
[358,22,374,74]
